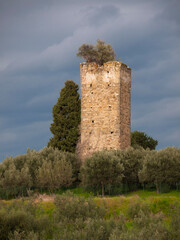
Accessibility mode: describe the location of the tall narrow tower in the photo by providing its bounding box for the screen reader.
[80,61,131,160]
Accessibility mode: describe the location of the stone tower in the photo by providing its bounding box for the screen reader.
[80,61,131,160]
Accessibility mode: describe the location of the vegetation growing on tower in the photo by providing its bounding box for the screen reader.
[76,39,116,65]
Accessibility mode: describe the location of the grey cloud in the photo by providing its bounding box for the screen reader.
[80,5,119,26]
[0,119,51,160]
[160,0,180,26]
[0,0,180,160]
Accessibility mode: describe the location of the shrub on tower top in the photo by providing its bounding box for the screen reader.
[76,39,116,65]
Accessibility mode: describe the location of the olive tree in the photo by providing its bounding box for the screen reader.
[77,39,116,65]
[139,147,180,193]
[113,147,148,191]
[36,159,73,191]
[81,150,124,196]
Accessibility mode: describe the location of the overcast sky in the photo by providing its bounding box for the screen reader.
[0,0,180,161]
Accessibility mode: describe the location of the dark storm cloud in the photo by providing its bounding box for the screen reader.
[0,0,180,160]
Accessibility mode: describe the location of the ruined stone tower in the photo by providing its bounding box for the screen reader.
[80,61,131,160]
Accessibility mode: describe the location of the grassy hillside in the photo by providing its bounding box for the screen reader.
[1,190,180,239]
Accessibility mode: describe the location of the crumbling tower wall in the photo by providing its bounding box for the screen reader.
[80,61,131,160]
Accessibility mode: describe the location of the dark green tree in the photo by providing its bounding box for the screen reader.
[77,39,116,65]
[131,130,158,150]
[48,80,81,153]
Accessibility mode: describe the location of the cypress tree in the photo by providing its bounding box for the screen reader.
[48,80,81,152]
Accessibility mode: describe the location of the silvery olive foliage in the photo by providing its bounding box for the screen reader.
[77,40,116,65]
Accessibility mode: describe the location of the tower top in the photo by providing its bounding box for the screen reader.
[80,61,131,70]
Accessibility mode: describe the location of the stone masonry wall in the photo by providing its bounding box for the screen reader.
[80,61,131,160]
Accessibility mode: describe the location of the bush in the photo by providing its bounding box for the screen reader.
[110,204,169,240]
[127,201,151,219]
[169,203,180,239]
[54,218,116,240]
[54,192,105,223]
[0,200,53,240]
[8,230,39,240]
[53,193,118,240]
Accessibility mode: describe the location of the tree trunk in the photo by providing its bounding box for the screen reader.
[101,183,104,197]
[155,182,159,194]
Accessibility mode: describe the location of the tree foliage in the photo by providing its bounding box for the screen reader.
[139,147,180,193]
[77,39,116,65]
[113,147,148,190]
[131,130,158,150]
[81,151,124,196]
[36,158,73,190]
[48,80,81,153]
[0,147,80,198]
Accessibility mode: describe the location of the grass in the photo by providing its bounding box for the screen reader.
[124,189,180,199]
[94,190,180,218]
[1,190,180,239]
[55,186,94,198]
[2,189,180,220]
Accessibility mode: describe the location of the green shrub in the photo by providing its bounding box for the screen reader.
[127,201,150,219]
[169,203,180,239]
[54,218,116,240]
[54,192,105,223]
[0,200,53,240]
[110,208,169,240]
[8,230,39,240]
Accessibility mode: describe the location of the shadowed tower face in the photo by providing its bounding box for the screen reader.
[80,61,131,160]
